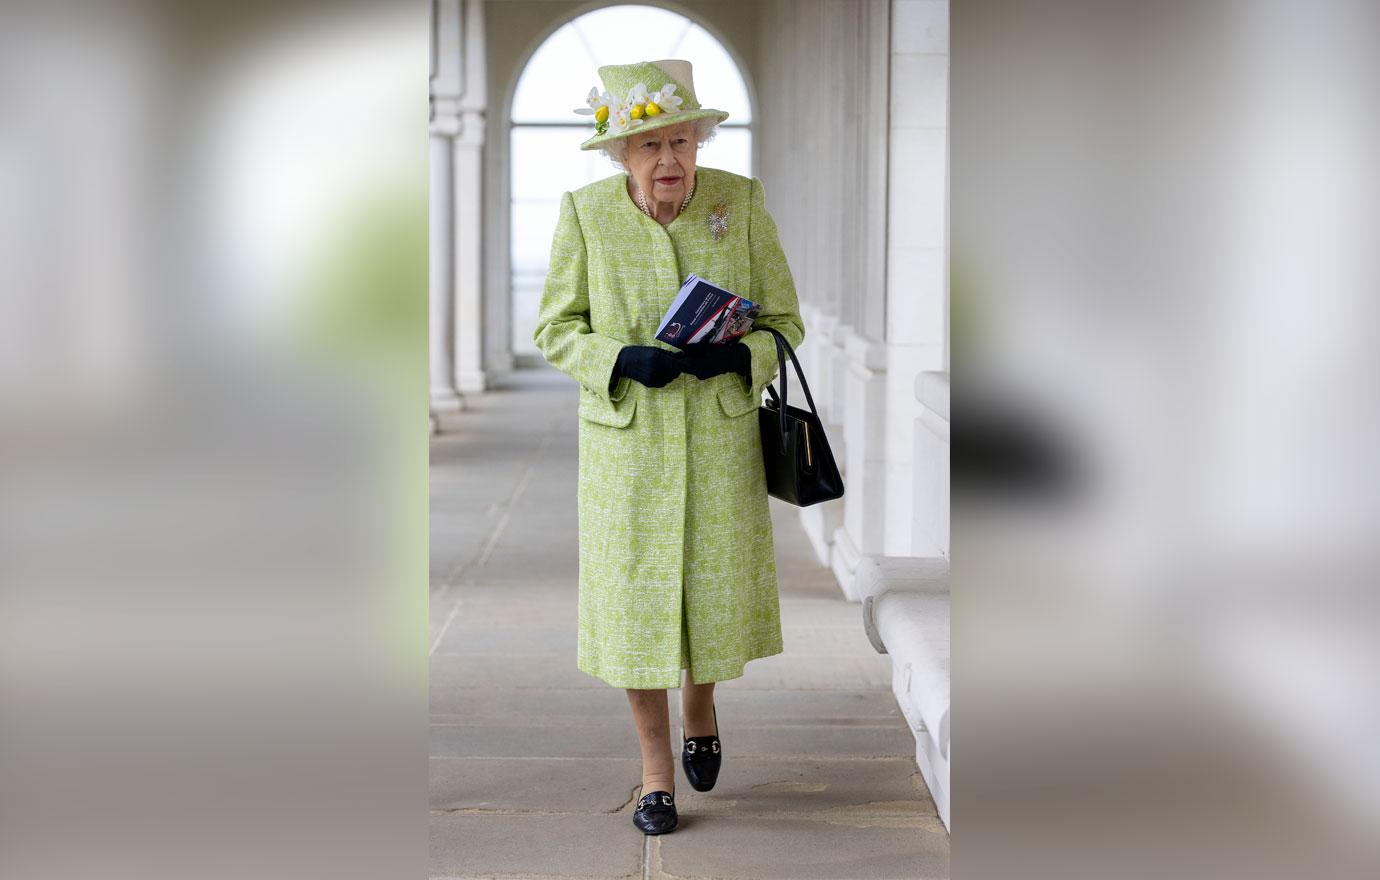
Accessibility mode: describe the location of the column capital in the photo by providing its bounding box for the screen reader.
[455,108,486,147]
[430,118,460,139]
[430,106,486,142]
[430,97,463,137]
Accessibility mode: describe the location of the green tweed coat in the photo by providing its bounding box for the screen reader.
[532,166,805,689]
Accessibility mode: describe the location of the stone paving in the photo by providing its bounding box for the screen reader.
[429,367,949,879]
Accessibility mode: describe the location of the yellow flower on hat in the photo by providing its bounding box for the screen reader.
[624,82,652,120]
[609,101,645,133]
[574,60,730,150]
[574,87,616,134]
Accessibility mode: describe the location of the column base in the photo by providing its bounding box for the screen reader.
[431,388,465,412]
[830,526,863,601]
[798,502,837,568]
[455,369,490,394]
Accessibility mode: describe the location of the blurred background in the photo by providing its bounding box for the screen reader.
[2,1,429,878]
[3,0,1379,878]
[952,2,1380,878]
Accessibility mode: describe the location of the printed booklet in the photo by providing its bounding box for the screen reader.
[654,274,761,346]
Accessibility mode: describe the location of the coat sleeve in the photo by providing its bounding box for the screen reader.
[735,176,806,400]
[532,191,632,404]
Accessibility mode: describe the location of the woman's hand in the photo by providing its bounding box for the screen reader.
[678,341,751,381]
[611,345,687,389]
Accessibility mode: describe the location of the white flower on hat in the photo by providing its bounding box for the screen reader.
[609,101,646,133]
[574,87,616,133]
[646,82,683,115]
[620,82,658,122]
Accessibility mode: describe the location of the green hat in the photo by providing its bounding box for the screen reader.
[574,59,730,151]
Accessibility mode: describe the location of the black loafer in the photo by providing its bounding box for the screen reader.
[681,704,722,792]
[632,789,678,834]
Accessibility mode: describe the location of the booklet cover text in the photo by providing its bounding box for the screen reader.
[654,274,760,346]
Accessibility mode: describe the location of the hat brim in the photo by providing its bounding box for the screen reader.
[579,109,730,151]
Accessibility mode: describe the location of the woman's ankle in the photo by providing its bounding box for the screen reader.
[680,689,717,738]
[640,770,676,796]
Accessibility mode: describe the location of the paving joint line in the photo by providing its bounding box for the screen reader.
[427,721,908,729]
[425,761,921,766]
[431,684,897,693]
[431,807,935,821]
[615,782,640,813]
[429,602,462,658]
[430,403,561,606]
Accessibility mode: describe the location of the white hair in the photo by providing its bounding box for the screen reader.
[600,116,721,168]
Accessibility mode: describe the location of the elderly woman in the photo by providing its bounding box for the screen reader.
[532,59,805,835]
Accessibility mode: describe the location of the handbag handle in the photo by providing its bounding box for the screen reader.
[761,327,820,451]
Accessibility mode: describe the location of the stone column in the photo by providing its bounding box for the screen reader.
[430,0,488,402]
[430,0,464,412]
[430,114,463,412]
[451,0,488,394]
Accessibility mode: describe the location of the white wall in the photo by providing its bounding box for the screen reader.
[754,0,890,580]
[754,0,949,582]
[885,0,949,558]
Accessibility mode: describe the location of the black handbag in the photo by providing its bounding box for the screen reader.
[757,327,844,506]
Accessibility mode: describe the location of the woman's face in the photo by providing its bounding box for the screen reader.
[622,121,698,208]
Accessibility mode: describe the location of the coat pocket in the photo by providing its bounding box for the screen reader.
[716,381,759,418]
[579,386,638,428]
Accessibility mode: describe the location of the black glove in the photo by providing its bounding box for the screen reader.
[678,341,751,382]
[609,345,686,391]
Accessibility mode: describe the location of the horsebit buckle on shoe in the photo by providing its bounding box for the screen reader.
[685,739,719,755]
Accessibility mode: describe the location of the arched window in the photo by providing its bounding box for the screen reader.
[510,4,753,357]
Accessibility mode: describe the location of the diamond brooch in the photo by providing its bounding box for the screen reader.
[708,202,730,241]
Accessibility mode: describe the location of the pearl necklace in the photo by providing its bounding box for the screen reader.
[636,175,696,221]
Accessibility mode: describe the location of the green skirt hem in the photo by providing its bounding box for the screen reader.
[578,642,785,690]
